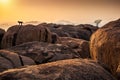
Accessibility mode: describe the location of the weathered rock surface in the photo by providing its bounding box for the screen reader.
[116,64,120,80]
[0,28,5,48]
[0,50,35,72]
[60,37,90,58]
[1,24,52,48]
[51,32,60,44]
[0,59,116,80]
[39,23,98,40]
[90,19,120,75]
[7,39,90,64]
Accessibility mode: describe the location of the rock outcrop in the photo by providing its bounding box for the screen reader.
[0,59,116,80]
[1,24,52,48]
[0,28,5,49]
[90,19,120,75]
[7,39,90,64]
[0,50,35,72]
[39,23,98,40]
[60,37,90,58]
[51,32,60,44]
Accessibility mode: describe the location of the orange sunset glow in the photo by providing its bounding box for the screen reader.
[0,0,120,80]
[0,0,120,30]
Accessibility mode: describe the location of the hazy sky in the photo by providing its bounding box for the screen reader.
[0,0,120,29]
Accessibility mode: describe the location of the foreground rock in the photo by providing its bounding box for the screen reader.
[1,24,52,48]
[7,39,90,64]
[116,64,120,80]
[39,23,98,40]
[0,28,5,48]
[0,50,35,72]
[90,19,120,75]
[0,59,116,80]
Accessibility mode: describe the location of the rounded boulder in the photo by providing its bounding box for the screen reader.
[0,59,116,80]
[90,19,120,75]
[1,24,52,48]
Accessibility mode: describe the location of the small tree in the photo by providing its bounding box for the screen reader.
[94,19,102,27]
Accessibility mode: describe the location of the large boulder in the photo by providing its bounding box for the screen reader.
[0,28,5,48]
[1,24,52,48]
[39,23,98,40]
[0,50,35,72]
[60,37,90,58]
[0,59,116,80]
[90,19,120,75]
[7,39,90,64]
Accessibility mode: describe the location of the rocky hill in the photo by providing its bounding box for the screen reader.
[0,19,120,80]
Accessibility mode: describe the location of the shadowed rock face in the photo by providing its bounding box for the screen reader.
[39,23,98,41]
[0,59,116,80]
[1,24,52,49]
[0,50,35,72]
[60,37,90,58]
[90,19,120,75]
[51,32,60,44]
[7,39,90,64]
[0,28,5,49]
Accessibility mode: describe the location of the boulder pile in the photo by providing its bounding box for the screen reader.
[0,19,120,80]
[7,39,90,64]
[39,23,98,40]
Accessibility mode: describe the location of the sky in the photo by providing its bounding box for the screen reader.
[0,0,120,30]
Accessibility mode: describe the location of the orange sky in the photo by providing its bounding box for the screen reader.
[0,0,120,30]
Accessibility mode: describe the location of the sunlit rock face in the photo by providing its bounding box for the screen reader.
[0,59,117,80]
[0,28,5,49]
[1,24,52,49]
[90,19,120,75]
[38,23,98,40]
[0,50,35,72]
[116,64,120,80]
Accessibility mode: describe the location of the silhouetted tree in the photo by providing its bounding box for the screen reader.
[94,19,102,27]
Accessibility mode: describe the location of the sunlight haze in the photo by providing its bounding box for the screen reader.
[0,0,120,30]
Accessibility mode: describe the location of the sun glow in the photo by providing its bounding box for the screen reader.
[0,0,10,5]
